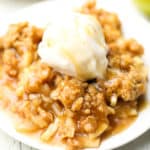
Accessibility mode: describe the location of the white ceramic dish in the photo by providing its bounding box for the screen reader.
[0,0,149,150]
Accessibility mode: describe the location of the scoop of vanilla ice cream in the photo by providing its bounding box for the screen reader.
[38,12,108,81]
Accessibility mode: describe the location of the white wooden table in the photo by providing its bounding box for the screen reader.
[0,0,149,150]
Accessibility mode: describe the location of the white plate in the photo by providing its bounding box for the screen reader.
[0,0,150,150]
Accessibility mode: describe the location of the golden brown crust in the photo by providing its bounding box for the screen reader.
[80,1,122,43]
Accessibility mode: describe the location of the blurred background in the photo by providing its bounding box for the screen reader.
[0,0,42,17]
[134,0,150,17]
[0,0,150,17]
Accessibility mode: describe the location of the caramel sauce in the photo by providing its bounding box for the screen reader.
[102,97,149,141]
[61,48,95,80]
[138,96,149,112]
[102,116,136,140]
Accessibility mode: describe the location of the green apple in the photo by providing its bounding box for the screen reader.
[134,0,150,16]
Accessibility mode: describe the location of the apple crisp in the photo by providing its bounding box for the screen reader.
[0,1,147,150]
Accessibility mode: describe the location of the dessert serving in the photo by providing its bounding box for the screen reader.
[0,0,148,150]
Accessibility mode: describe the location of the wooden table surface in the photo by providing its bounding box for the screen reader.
[0,0,149,150]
